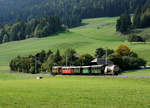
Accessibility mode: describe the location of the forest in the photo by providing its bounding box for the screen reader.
[0,0,147,26]
[133,0,150,28]
[0,0,149,44]
[0,16,66,43]
[116,0,150,41]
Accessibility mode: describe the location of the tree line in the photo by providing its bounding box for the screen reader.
[0,16,66,43]
[133,0,150,28]
[116,0,150,34]
[10,45,146,74]
[0,0,147,27]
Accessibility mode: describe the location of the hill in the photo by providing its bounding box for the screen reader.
[0,17,150,66]
[0,17,150,108]
[0,17,122,65]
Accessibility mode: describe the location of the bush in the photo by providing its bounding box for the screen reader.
[115,44,130,56]
[109,54,146,71]
[122,56,146,70]
[143,33,150,41]
[128,34,145,42]
[95,48,114,58]
[76,54,94,66]
[128,51,138,58]
[109,53,123,67]
[109,44,147,71]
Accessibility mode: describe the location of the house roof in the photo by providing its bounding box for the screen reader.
[73,53,80,58]
[91,58,113,65]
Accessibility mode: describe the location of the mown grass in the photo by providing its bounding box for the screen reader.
[0,17,150,65]
[0,17,150,108]
[121,68,150,76]
[0,17,125,65]
[0,65,51,80]
[0,77,150,108]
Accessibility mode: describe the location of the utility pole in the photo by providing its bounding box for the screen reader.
[35,56,37,74]
[105,47,108,65]
[66,53,68,66]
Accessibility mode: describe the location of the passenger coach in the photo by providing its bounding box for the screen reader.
[52,65,119,75]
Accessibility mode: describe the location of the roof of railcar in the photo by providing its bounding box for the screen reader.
[82,66,91,68]
[52,66,62,68]
[61,66,81,69]
[91,65,103,68]
[53,65,104,69]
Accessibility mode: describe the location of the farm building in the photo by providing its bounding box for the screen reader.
[91,58,113,65]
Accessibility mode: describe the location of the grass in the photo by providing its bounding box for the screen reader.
[0,77,150,108]
[0,65,51,80]
[0,17,125,65]
[121,68,150,76]
[0,17,150,108]
[0,65,150,108]
[0,17,150,65]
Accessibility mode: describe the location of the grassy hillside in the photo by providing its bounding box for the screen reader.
[0,17,150,108]
[0,17,124,65]
[0,17,150,66]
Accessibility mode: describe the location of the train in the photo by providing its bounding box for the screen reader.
[51,65,119,75]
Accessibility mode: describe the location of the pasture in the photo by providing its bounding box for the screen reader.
[0,17,150,108]
[121,68,150,76]
[0,76,150,108]
[0,17,150,65]
[0,65,150,108]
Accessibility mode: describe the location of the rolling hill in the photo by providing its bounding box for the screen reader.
[0,17,150,108]
[0,17,150,66]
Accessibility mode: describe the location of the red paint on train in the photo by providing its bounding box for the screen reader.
[61,68,74,74]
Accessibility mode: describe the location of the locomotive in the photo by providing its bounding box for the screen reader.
[52,65,119,75]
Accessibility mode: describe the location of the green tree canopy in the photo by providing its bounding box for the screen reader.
[116,13,132,34]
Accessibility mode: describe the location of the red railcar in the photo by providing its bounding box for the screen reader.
[61,67,74,74]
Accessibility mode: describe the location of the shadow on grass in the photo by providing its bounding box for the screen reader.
[80,23,89,27]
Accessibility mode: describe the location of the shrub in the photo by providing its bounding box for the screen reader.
[121,56,146,70]
[143,33,150,41]
[128,34,145,42]
[95,48,105,58]
[109,44,147,71]
[115,44,130,56]
[76,54,94,66]
[95,48,114,58]
[128,51,138,58]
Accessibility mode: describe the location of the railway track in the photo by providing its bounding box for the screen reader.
[55,75,150,78]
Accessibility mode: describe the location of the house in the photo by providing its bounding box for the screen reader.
[91,58,113,65]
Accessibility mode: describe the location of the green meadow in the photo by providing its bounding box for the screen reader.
[0,66,150,108]
[0,17,150,108]
[0,17,149,65]
[121,68,150,76]
[0,76,150,108]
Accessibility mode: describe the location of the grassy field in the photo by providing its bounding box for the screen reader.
[0,65,150,108]
[0,76,150,108]
[0,17,149,66]
[0,17,124,65]
[121,68,150,76]
[0,17,149,65]
[0,17,150,108]
[0,65,51,80]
